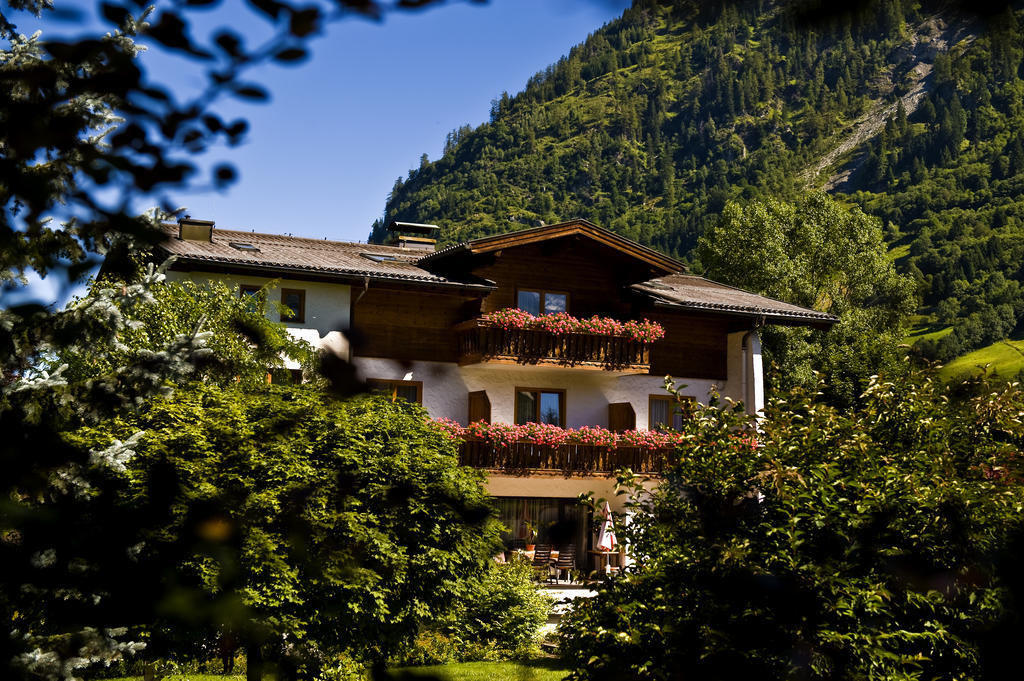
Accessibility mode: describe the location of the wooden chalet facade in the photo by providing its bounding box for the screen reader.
[157,216,836,563]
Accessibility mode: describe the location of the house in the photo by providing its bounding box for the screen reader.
[157,216,836,567]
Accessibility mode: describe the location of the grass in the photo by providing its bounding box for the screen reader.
[940,339,1024,379]
[102,676,244,681]
[888,242,911,262]
[903,314,1024,380]
[100,660,571,681]
[391,660,569,681]
[904,314,952,345]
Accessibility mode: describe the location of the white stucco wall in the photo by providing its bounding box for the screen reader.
[725,329,764,416]
[164,271,351,360]
[352,357,738,429]
[484,474,657,512]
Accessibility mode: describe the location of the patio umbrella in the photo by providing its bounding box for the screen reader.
[596,501,616,573]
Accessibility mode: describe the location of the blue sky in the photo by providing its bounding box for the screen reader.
[123,0,630,242]
[10,0,628,304]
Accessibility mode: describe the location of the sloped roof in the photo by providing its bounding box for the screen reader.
[633,274,838,327]
[420,219,686,274]
[156,225,494,291]
[157,222,835,328]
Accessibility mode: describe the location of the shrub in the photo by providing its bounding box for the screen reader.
[396,557,552,665]
[560,366,1024,680]
[67,387,503,678]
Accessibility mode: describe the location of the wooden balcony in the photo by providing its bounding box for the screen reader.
[459,439,668,475]
[455,320,653,372]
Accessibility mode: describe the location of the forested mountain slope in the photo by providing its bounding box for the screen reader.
[376,0,1024,369]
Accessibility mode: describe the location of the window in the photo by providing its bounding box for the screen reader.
[368,379,423,404]
[516,289,568,316]
[280,288,306,324]
[515,388,565,426]
[239,285,263,313]
[361,253,398,263]
[229,241,260,252]
[649,394,694,431]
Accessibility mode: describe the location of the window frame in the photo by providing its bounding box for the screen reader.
[367,379,423,404]
[239,284,264,314]
[280,288,306,324]
[648,394,694,431]
[514,386,566,427]
[514,287,570,316]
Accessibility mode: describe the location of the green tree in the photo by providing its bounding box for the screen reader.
[64,386,500,679]
[1,1,459,676]
[560,367,1024,680]
[697,193,915,405]
[57,277,315,388]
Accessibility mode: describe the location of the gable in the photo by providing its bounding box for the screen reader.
[420,219,685,278]
[466,235,675,318]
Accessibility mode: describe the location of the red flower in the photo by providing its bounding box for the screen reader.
[479,309,665,342]
[435,419,687,453]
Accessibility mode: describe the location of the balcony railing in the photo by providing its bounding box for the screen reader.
[455,320,653,371]
[458,438,668,475]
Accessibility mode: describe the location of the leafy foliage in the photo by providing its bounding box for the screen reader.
[395,557,551,665]
[850,5,1024,362]
[378,0,940,252]
[698,192,915,404]
[57,278,315,388]
[63,387,501,676]
[559,366,1024,680]
[380,0,1024,366]
[0,0,458,677]
[2,0,452,297]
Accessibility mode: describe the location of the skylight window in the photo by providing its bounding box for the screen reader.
[229,241,260,252]
[362,253,398,263]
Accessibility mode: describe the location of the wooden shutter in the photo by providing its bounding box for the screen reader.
[468,390,491,424]
[608,402,635,433]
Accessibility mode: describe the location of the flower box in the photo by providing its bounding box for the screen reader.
[455,311,663,371]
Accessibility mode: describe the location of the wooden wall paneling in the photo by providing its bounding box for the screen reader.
[648,312,729,380]
[470,238,661,319]
[352,286,477,362]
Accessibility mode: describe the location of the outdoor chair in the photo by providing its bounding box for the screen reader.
[531,544,552,581]
[552,545,576,583]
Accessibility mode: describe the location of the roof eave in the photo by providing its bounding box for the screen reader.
[648,299,838,329]
[160,252,497,293]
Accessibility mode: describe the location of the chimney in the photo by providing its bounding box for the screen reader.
[387,221,439,252]
[178,215,215,242]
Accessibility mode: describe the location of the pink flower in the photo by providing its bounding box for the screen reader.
[479,309,665,342]
[432,417,465,441]
[438,419,691,453]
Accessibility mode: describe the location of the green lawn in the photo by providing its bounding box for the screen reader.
[940,340,1024,379]
[391,660,569,681]
[100,661,571,681]
[102,676,244,681]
